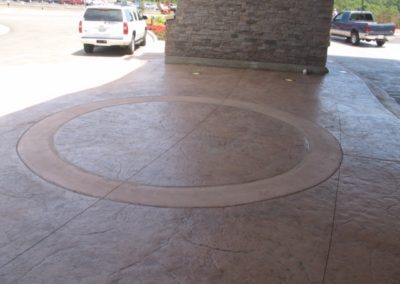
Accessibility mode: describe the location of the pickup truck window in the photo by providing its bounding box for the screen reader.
[350,13,373,21]
[334,13,344,22]
[84,9,123,22]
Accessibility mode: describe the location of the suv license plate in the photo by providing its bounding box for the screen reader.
[97,40,107,44]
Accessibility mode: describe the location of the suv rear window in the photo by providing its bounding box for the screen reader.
[84,9,123,22]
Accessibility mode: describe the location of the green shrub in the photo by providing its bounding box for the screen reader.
[152,15,166,25]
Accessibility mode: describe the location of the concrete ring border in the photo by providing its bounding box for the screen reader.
[17,96,342,208]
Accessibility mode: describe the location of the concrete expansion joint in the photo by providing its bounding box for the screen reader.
[181,235,254,254]
[344,153,400,164]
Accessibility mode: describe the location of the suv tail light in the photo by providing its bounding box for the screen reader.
[79,21,82,33]
[123,22,128,35]
[364,25,371,33]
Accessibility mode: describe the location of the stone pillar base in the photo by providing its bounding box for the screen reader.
[165,56,329,75]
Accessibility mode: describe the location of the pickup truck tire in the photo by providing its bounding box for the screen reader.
[126,34,135,55]
[83,44,94,54]
[376,39,385,47]
[351,31,360,46]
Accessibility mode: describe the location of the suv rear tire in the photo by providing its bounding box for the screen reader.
[83,44,94,54]
[126,34,135,54]
[376,39,385,47]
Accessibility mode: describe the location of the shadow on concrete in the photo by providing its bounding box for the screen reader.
[330,54,400,118]
[72,46,136,57]
[330,36,386,48]
[330,55,400,101]
[330,34,400,47]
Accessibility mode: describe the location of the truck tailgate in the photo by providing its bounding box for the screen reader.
[369,23,395,35]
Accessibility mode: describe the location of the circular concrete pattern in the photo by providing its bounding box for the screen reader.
[54,102,307,187]
[18,96,342,207]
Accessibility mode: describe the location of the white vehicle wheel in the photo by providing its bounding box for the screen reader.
[126,34,135,55]
[140,30,147,46]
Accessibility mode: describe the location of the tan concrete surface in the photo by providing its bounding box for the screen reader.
[1,46,400,283]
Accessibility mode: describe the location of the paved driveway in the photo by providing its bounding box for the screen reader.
[0,7,159,117]
[1,8,400,284]
[328,36,400,106]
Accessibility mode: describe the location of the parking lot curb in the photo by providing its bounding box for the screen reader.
[333,59,400,120]
[365,81,400,119]
[147,30,158,43]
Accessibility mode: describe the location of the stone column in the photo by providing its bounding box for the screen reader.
[165,0,334,74]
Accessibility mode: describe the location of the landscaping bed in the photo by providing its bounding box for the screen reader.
[147,15,166,40]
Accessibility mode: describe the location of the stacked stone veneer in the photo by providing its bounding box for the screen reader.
[165,0,333,73]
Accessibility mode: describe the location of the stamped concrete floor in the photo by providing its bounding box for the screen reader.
[0,52,400,283]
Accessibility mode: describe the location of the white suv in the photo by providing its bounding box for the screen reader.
[79,5,147,54]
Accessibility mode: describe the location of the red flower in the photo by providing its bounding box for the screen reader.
[147,24,166,33]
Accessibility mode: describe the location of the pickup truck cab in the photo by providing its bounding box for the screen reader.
[79,5,147,54]
[331,11,396,46]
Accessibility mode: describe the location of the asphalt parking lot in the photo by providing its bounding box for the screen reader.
[0,6,160,117]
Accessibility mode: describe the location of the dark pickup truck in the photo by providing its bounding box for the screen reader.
[331,11,396,46]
